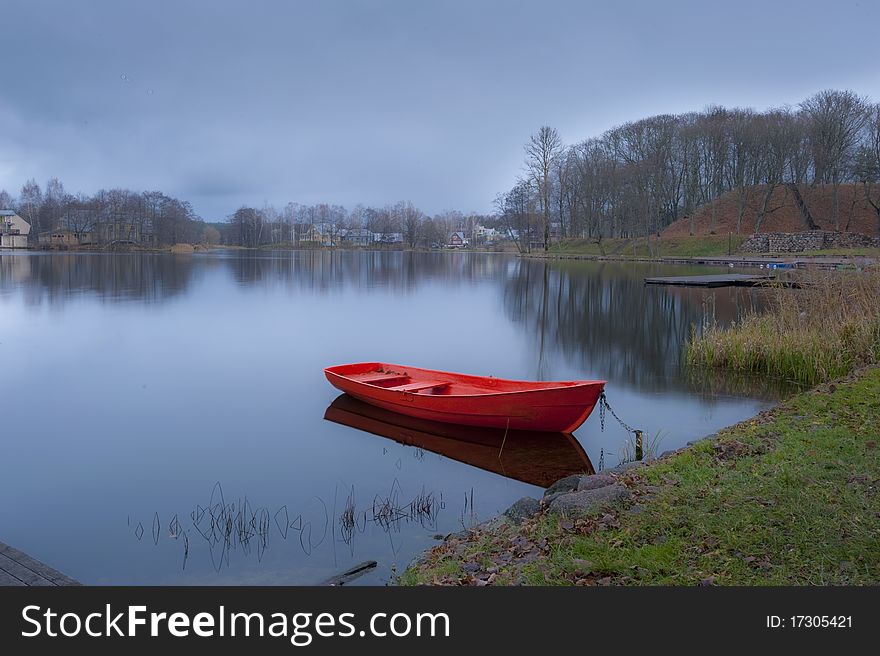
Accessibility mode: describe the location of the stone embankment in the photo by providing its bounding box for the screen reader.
[740,230,879,253]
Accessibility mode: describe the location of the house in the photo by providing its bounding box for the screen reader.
[0,210,30,249]
[447,231,469,248]
[474,225,500,243]
[375,232,403,245]
[295,223,321,244]
[341,228,375,247]
[38,228,90,247]
[314,223,340,247]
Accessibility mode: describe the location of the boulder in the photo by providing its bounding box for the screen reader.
[548,484,630,516]
[503,497,541,524]
[543,474,584,498]
[576,474,616,492]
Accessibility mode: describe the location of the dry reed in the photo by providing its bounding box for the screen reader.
[686,267,880,385]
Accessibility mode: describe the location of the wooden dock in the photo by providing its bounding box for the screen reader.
[644,273,776,288]
[0,541,80,586]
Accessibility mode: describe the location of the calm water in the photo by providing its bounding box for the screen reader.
[0,250,789,585]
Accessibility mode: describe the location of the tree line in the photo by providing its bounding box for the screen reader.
[222,202,495,248]
[5,89,877,251]
[499,89,880,251]
[0,179,205,246]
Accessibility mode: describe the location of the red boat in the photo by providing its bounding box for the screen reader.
[323,362,605,433]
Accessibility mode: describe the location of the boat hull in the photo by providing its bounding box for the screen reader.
[324,362,605,433]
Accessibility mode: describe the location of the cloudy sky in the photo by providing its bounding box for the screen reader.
[1,0,878,220]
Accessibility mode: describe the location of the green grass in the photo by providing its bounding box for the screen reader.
[401,367,880,585]
[545,235,747,258]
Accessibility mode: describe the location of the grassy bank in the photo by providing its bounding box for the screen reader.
[400,367,880,586]
[687,268,880,385]
[546,235,746,258]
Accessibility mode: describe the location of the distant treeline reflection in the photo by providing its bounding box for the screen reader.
[502,259,790,397]
[1,251,790,397]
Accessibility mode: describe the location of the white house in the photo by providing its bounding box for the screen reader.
[474,225,500,243]
[0,210,30,249]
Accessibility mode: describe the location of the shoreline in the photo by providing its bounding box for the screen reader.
[6,243,877,268]
[400,366,880,586]
[519,251,877,269]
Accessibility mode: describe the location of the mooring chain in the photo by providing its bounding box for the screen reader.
[598,392,640,436]
[598,391,646,461]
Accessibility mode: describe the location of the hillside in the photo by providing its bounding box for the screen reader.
[663,184,879,238]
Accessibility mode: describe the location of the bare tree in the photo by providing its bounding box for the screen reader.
[396,201,424,248]
[524,126,563,251]
[852,103,880,235]
[801,90,869,228]
[18,179,42,237]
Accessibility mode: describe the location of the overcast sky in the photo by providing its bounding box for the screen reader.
[1,0,878,220]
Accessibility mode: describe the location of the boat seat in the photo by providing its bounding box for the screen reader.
[387,381,451,393]
[355,372,408,385]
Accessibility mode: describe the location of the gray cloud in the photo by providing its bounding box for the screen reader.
[1,0,878,219]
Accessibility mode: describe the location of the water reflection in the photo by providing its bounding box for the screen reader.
[0,252,196,304]
[324,394,594,487]
[502,259,781,394]
[0,250,784,584]
[0,250,782,396]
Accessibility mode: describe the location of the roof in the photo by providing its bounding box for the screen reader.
[0,209,18,217]
[451,231,465,239]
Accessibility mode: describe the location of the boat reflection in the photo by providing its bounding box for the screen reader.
[324,394,594,487]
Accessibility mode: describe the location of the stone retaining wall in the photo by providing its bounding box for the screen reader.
[740,231,879,253]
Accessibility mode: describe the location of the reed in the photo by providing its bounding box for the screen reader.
[686,267,880,385]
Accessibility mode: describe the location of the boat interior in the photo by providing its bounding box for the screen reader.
[348,369,454,395]
[329,363,591,396]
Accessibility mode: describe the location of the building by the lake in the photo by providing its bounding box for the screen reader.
[448,231,469,248]
[0,210,31,249]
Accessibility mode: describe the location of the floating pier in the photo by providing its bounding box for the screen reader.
[0,541,80,586]
[644,273,776,288]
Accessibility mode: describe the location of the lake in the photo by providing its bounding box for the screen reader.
[0,250,790,585]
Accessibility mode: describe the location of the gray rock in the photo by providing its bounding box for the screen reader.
[659,449,679,459]
[576,474,616,492]
[543,474,584,498]
[541,491,565,507]
[548,483,631,516]
[503,497,541,524]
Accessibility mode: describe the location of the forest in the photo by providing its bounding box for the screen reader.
[499,89,880,250]
[2,89,878,251]
[0,181,205,247]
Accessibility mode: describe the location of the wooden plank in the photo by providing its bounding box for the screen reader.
[644,274,775,288]
[0,569,26,586]
[387,381,450,392]
[0,542,80,586]
[323,560,378,586]
[0,552,56,586]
